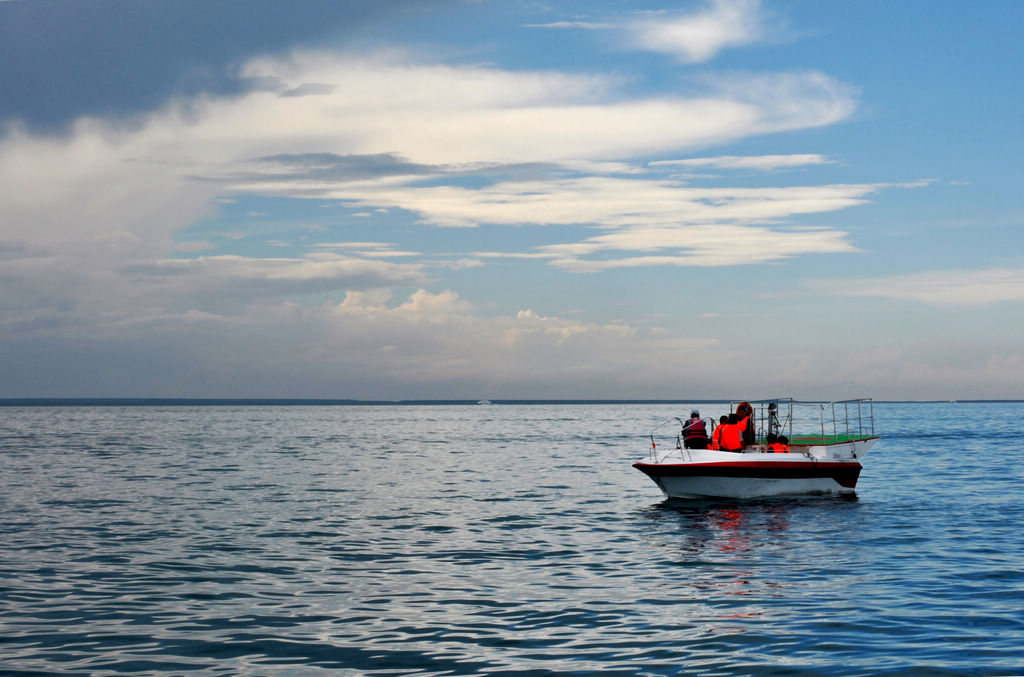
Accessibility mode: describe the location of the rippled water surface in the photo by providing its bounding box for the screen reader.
[2,402,1023,675]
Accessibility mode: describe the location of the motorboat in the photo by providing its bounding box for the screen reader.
[633,398,880,499]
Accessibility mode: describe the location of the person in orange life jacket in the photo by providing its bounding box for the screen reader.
[682,410,709,449]
[765,433,790,453]
[719,413,749,452]
[710,415,728,450]
[735,401,755,446]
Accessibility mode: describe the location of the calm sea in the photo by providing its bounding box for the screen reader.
[1,402,1022,676]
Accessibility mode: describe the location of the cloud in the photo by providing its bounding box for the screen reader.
[279,83,336,98]
[891,354,1024,399]
[206,53,855,166]
[541,223,860,272]
[0,124,212,250]
[138,252,421,284]
[0,49,853,338]
[0,43,877,396]
[173,240,216,253]
[700,71,856,133]
[746,344,1024,401]
[651,154,833,171]
[313,177,887,271]
[395,288,471,316]
[313,241,423,259]
[627,0,769,63]
[236,152,573,186]
[525,21,616,30]
[818,268,1024,307]
[0,283,732,398]
[0,0,436,130]
[246,152,439,182]
[321,289,722,396]
[149,54,865,273]
[431,258,485,270]
[526,0,778,66]
[0,51,859,253]
[258,174,884,230]
[838,349,1024,400]
[0,248,428,344]
[119,252,429,308]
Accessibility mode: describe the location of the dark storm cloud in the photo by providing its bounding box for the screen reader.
[0,0,446,132]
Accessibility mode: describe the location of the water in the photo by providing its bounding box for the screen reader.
[1,402,1022,675]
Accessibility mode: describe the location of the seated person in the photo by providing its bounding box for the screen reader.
[710,415,728,450]
[736,401,755,446]
[719,413,748,452]
[766,434,790,453]
[682,410,709,449]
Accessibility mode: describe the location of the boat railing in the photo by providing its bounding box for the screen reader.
[645,399,875,459]
[647,415,714,463]
[730,398,875,446]
[802,398,874,445]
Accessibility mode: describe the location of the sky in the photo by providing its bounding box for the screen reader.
[1,0,1022,401]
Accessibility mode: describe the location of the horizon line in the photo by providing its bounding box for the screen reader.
[1,397,1020,406]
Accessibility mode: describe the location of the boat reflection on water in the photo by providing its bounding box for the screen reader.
[636,495,861,604]
[708,506,775,553]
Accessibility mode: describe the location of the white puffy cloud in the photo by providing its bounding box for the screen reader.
[527,0,772,65]
[318,289,723,397]
[627,0,768,63]
[395,288,471,316]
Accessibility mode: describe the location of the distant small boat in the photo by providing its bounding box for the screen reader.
[633,398,879,500]
[477,399,492,405]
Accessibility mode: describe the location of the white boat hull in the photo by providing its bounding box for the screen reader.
[633,439,878,500]
[651,473,854,499]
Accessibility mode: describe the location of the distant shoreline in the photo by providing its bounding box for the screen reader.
[1,398,1021,407]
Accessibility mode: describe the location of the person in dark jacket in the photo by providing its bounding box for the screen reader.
[682,410,709,449]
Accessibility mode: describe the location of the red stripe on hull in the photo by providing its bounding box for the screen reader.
[633,460,862,489]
